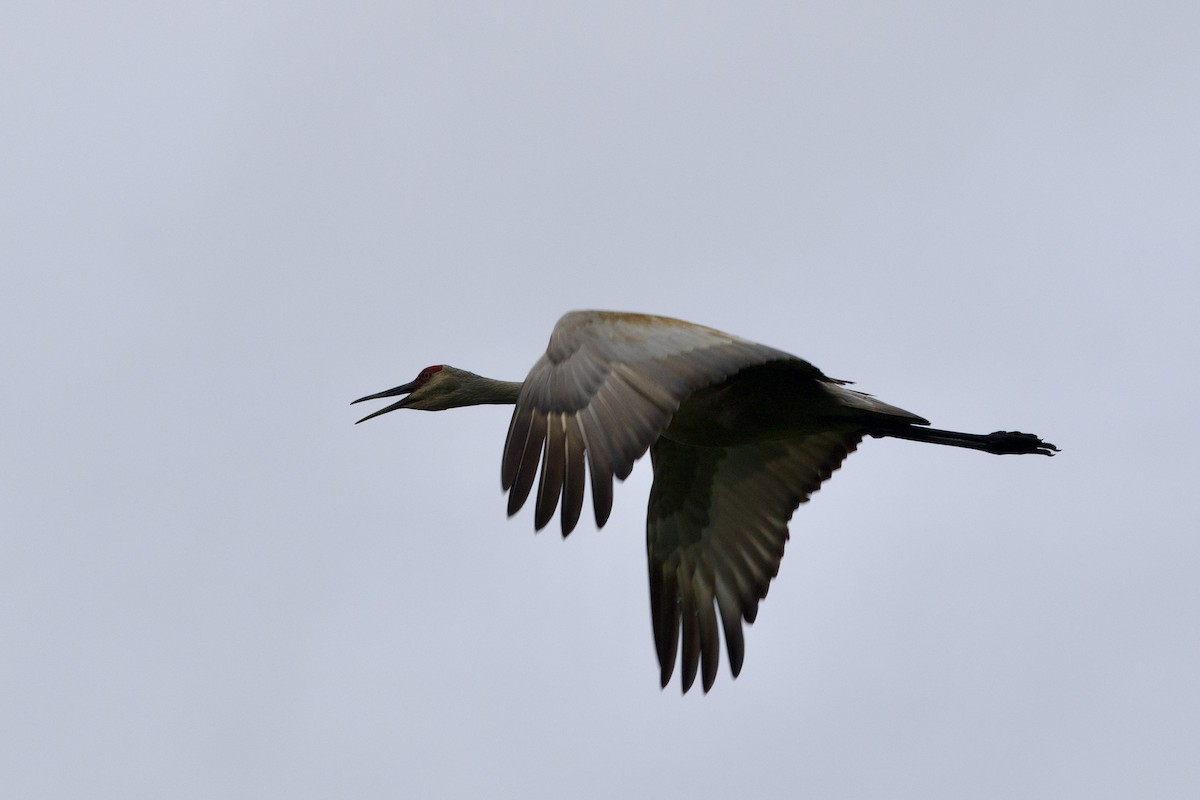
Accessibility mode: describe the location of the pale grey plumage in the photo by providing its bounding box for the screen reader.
[354,310,1057,693]
[501,311,807,533]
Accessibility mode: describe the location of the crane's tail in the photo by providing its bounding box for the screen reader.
[869,425,1058,456]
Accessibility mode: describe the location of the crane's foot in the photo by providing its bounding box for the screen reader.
[983,430,1059,456]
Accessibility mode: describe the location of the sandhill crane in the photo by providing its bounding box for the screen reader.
[353,310,1056,693]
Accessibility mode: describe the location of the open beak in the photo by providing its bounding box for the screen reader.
[351,381,418,423]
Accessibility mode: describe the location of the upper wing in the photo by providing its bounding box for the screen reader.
[646,432,862,693]
[501,310,811,535]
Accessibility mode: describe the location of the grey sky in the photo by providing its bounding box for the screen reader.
[3,3,1197,798]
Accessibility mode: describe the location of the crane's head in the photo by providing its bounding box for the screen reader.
[351,365,454,421]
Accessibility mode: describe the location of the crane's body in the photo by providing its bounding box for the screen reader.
[353,310,1056,693]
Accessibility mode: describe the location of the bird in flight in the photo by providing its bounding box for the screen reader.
[353,310,1056,693]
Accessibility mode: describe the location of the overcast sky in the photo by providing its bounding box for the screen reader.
[3,3,1198,798]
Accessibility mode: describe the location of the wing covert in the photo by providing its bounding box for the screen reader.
[501,311,803,535]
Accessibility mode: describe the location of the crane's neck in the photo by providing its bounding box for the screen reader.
[455,371,522,406]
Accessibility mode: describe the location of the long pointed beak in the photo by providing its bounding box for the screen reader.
[351,381,418,423]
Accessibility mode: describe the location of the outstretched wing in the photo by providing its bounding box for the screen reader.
[646,432,862,693]
[501,310,812,535]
